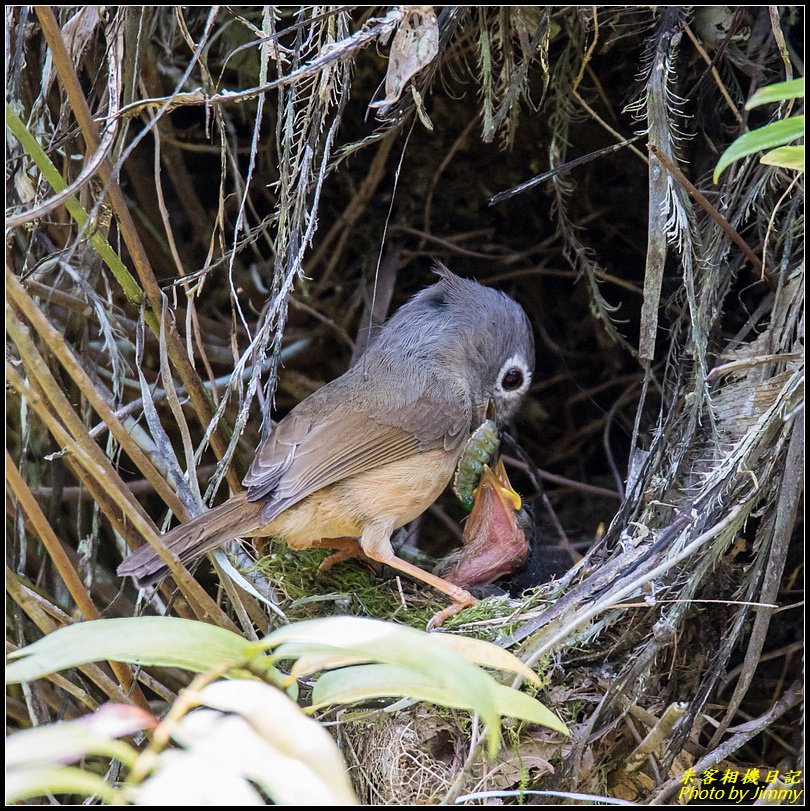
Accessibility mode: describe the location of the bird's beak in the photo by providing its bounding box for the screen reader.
[473,459,522,513]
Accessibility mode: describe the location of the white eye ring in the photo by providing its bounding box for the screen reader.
[495,355,531,398]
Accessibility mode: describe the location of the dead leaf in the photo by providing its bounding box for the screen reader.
[369,6,438,117]
[62,7,103,67]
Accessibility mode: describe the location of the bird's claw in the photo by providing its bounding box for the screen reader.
[427,595,478,630]
[318,545,375,572]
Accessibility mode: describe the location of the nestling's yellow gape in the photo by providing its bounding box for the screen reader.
[118,265,535,613]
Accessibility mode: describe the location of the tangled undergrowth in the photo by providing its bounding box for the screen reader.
[6,6,803,805]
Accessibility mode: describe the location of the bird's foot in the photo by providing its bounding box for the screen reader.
[427,594,478,631]
[318,540,373,572]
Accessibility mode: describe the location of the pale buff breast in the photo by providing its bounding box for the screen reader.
[259,448,461,550]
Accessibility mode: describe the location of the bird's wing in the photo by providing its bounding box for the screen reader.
[243,384,470,505]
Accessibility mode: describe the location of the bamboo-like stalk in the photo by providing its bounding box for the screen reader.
[5,105,146,307]
[4,356,238,632]
[10,361,169,566]
[6,568,133,706]
[7,269,187,520]
[6,452,150,710]
[6,640,99,713]
[7,363,151,551]
[7,363,168,583]
[7,306,154,526]
[620,701,687,774]
[34,5,242,492]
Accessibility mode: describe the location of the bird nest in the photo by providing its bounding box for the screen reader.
[6,6,803,805]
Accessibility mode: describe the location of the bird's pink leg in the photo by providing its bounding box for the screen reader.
[359,521,478,628]
[306,537,374,571]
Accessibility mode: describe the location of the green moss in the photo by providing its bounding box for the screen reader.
[248,541,551,636]
[251,544,443,627]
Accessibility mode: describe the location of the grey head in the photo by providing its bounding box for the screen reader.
[363,263,535,425]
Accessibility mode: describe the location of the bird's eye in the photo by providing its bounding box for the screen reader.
[501,367,524,391]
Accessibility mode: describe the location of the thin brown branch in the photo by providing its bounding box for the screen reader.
[6,567,133,705]
[6,452,150,710]
[683,24,743,123]
[112,8,405,119]
[8,270,188,519]
[647,143,772,285]
[6,305,153,526]
[4,355,237,632]
[501,456,621,501]
[34,5,241,491]
[311,133,397,291]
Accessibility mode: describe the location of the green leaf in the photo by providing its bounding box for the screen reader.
[311,662,474,710]
[714,115,805,182]
[746,78,805,109]
[287,627,540,686]
[760,145,805,171]
[489,683,569,735]
[6,617,252,683]
[430,632,541,685]
[6,706,148,771]
[311,664,569,735]
[5,706,151,803]
[289,652,366,680]
[5,766,121,805]
[5,103,145,309]
[257,617,502,754]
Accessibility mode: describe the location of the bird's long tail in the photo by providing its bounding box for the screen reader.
[117,492,267,587]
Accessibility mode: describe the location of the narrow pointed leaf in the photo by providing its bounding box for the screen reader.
[289,653,364,680]
[6,706,150,770]
[259,617,501,754]
[289,631,541,685]
[311,663,473,711]
[430,632,541,684]
[311,663,569,735]
[714,116,805,182]
[5,766,121,804]
[760,145,805,171]
[6,617,251,683]
[489,683,569,735]
[745,78,804,109]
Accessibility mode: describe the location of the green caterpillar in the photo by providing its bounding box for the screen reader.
[453,419,499,511]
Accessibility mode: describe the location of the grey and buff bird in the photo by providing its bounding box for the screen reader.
[118,265,535,614]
